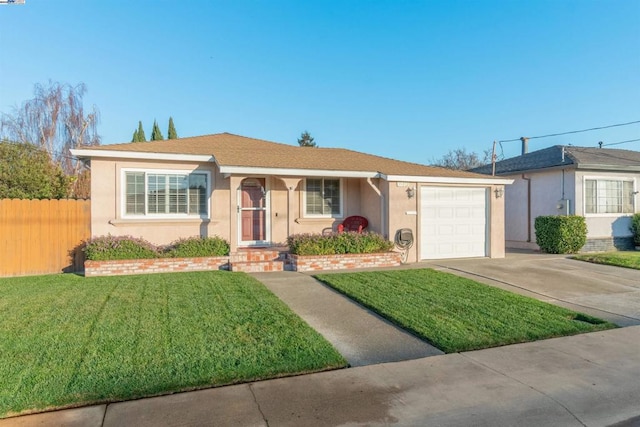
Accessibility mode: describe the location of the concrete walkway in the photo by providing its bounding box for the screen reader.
[251,271,443,366]
[4,325,639,426]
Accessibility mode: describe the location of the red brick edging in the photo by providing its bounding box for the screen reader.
[289,252,402,272]
[84,256,229,277]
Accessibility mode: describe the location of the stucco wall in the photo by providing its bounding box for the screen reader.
[574,170,640,238]
[503,168,639,245]
[90,158,227,246]
[387,181,419,262]
[90,159,507,260]
[504,175,530,243]
[504,170,573,246]
[359,178,384,235]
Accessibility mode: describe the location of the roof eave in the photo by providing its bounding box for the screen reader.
[575,164,640,172]
[382,174,513,185]
[219,165,380,178]
[491,163,577,176]
[70,149,216,163]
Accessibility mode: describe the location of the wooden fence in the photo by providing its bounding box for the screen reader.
[0,199,91,277]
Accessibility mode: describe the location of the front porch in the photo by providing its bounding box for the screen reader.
[227,175,387,254]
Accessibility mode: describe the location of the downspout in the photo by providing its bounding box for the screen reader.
[366,178,386,238]
[522,174,532,242]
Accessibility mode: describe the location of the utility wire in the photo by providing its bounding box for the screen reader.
[600,138,640,147]
[498,120,640,143]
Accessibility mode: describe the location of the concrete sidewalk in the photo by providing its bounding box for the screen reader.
[251,271,443,366]
[4,326,639,426]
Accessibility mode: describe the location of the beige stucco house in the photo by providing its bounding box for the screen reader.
[472,145,640,252]
[71,133,511,262]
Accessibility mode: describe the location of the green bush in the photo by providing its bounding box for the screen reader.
[630,213,640,247]
[167,236,230,258]
[534,216,587,254]
[84,235,159,261]
[84,235,230,261]
[287,232,394,256]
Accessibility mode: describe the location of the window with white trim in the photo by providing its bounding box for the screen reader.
[585,179,634,214]
[304,178,342,217]
[124,170,209,217]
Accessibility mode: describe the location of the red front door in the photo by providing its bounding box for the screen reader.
[240,178,267,243]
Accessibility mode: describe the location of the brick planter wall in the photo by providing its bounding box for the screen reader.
[84,256,229,277]
[289,252,402,272]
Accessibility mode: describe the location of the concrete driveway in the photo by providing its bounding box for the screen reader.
[425,250,640,327]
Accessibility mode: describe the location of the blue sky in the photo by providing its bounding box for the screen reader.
[0,1,639,163]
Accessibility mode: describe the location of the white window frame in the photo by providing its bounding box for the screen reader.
[121,168,211,219]
[583,176,636,216]
[302,177,344,218]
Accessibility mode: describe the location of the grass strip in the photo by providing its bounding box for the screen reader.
[573,251,640,270]
[0,271,346,418]
[315,268,616,353]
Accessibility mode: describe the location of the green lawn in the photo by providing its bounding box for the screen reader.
[0,271,346,418]
[315,269,616,353]
[573,251,640,270]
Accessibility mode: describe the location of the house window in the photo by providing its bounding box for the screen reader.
[124,170,209,217]
[305,178,342,217]
[585,179,634,214]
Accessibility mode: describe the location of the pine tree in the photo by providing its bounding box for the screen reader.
[297,131,317,147]
[136,121,147,142]
[131,129,139,142]
[167,117,178,139]
[151,119,164,141]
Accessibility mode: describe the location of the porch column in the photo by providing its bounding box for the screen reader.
[228,175,245,252]
[277,177,302,239]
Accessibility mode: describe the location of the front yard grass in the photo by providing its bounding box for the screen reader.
[573,251,640,270]
[315,269,616,353]
[0,271,346,418]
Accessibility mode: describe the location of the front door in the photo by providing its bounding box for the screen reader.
[239,178,268,245]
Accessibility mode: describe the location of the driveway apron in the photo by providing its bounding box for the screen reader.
[425,251,640,327]
[251,271,443,366]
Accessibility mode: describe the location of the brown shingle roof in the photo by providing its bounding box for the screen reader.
[81,132,490,179]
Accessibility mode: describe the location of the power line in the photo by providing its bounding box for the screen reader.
[498,120,640,143]
[600,138,640,147]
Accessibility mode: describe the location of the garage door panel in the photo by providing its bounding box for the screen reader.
[421,186,487,260]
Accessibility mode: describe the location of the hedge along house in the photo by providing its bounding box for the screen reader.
[472,145,640,252]
[71,133,511,263]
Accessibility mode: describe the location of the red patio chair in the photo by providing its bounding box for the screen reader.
[337,216,368,233]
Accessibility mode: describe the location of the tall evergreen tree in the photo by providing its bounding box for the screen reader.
[151,119,164,141]
[167,117,178,139]
[297,130,316,147]
[132,129,139,142]
[136,121,146,142]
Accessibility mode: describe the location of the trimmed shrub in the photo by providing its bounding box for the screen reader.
[167,236,230,258]
[534,216,587,254]
[84,235,231,261]
[630,213,640,247]
[84,235,159,261]
[287,232,394,256]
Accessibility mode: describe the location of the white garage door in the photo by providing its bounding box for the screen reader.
[420,187,487,259]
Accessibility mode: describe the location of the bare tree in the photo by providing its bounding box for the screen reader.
[0,81,101,181]
[431,147,492,170]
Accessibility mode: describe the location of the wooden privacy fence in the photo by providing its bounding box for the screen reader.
[0,199,91,277]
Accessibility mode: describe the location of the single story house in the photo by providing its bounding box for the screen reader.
[472,145,640,251]
[71,133,511,262]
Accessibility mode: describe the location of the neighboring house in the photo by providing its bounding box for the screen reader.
[71,133,511,261]
[472,145,640,252]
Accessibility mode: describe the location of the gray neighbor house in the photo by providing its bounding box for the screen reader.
[473,145,640,252]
